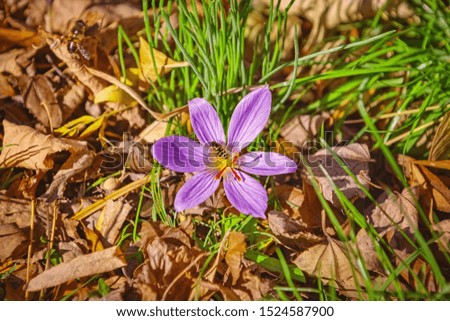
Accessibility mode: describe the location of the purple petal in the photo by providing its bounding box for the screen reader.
[152,135,206,172]
[174,170,220,211]
[237,152,297,176]
[227,86,271,152]
[223,170,268,218]
[188,98,226,145]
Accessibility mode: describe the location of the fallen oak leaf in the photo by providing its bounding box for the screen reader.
[26,246,126,292]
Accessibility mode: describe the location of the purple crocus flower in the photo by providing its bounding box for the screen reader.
[152,86,297,218]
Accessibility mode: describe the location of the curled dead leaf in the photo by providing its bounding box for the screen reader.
[0,120,94,201]
[26,246,127,292]
[0,119,91,171]
[0,28,45,51]
[268,210,324,250]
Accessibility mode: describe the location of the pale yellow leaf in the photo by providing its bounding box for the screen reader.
[139,37,189,82]
[94,84,136,106]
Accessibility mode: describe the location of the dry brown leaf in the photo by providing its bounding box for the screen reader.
[0,74,15,98]
[0,195,33,229]
[24,0,48,28]
[280,113,330,148]
[306,143,371,208]
[256,0,415,51]
[432,220,450,253]
[139,120,169,143]
[0,120,94,201]
[0,48,36,77]
[0,224,26,260]
[273,185,305,222]
[57,241,86,264]
[366,188,418,261]
[47,0,92,34]
[429,110,450,161]
[0,120,89,170]
[0,28,44,52]
[235,268,273,300]
[225,231,247,285]
[367,188,418,239]
[41,150,94,202]
[268,210,324,250]
[96,199,132,246]
[419,165,450,213]
[294,237,361,288]
[0,195,52,229]
[26,246,127,292]
[195,280,242,300]
[201,266,273,301]
[60,83,86,122]
[133,221,207,300]
[354,229,382,272]
[274,183,323,228]
[398,154,450,213]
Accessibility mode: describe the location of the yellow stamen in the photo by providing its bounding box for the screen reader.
[208,143,241,180]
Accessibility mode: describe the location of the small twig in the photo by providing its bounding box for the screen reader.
[385,118,441,146]
[39,200,58,300]
[343,105,446,124]
[72,175,151,221]
[25,198,36,300]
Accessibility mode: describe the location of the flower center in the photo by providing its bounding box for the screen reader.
[208,142,241,181]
